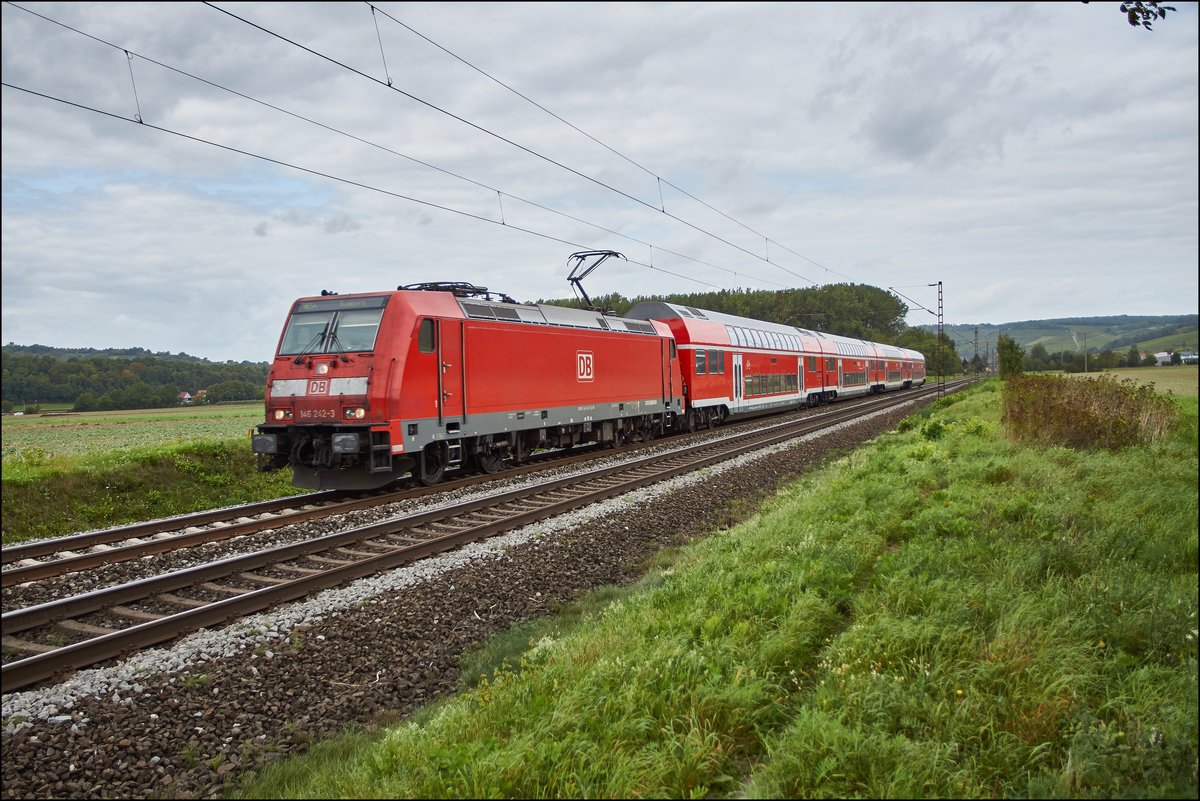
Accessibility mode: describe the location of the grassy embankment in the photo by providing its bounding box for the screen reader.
[1,403,303,544]
[222,377,1198,799]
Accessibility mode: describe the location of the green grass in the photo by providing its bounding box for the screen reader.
[1,402,308,544]
[1,439,304,544]
[229,380,1198,799]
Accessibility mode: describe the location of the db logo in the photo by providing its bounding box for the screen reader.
[576,351,594,382]
[308,379,330,396]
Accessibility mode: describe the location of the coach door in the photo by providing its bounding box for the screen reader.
[437,319,465,426]
[732,353,744,411]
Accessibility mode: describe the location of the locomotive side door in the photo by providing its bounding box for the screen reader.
[437,319,465,425]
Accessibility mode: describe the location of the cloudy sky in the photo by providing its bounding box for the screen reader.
[3,1,1197,363]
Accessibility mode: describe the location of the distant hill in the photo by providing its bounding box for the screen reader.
[920,315,1198,357]
[1,343,245,363]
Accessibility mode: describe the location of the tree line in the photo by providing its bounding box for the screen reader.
[1,346,267,412]
[997,335,1189,379]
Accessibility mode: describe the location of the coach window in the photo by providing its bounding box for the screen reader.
[418,318,436,353]
[826,357,836,372]
[708,349,722,374]
[696,350,707,375]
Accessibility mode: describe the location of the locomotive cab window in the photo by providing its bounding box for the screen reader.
[279,311,335,356]
[278,296,387,356]
[334,309,385,352]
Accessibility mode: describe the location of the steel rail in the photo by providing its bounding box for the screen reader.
[1,491,343,564]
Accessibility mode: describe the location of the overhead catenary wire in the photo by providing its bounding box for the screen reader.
[365,1,861,287]
[202,1,824,286]
[3,2,920,310]
[4,0,795,293]
[1,81,727,294]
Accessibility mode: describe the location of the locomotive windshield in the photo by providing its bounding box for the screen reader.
[278,295,388,356]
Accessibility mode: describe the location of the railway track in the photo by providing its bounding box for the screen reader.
[2,381,965,692]
[0,443,621,587]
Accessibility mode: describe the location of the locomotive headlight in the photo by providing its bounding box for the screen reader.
[331,433,360,453]
[344,407,367,420]
[272,409,294,421]
[314,363,330,375]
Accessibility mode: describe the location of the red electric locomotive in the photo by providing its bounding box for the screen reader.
[252,281,684,490]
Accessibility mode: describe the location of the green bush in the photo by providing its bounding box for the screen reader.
[1002,374,1178,450]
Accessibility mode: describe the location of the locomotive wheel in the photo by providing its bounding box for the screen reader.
[416,442,448,486]
[470,437,505,474]
[475,450,504,474]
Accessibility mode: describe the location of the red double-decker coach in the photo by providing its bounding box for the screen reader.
[626,302,925,430]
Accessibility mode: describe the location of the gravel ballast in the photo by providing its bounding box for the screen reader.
[2,400,929,799]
